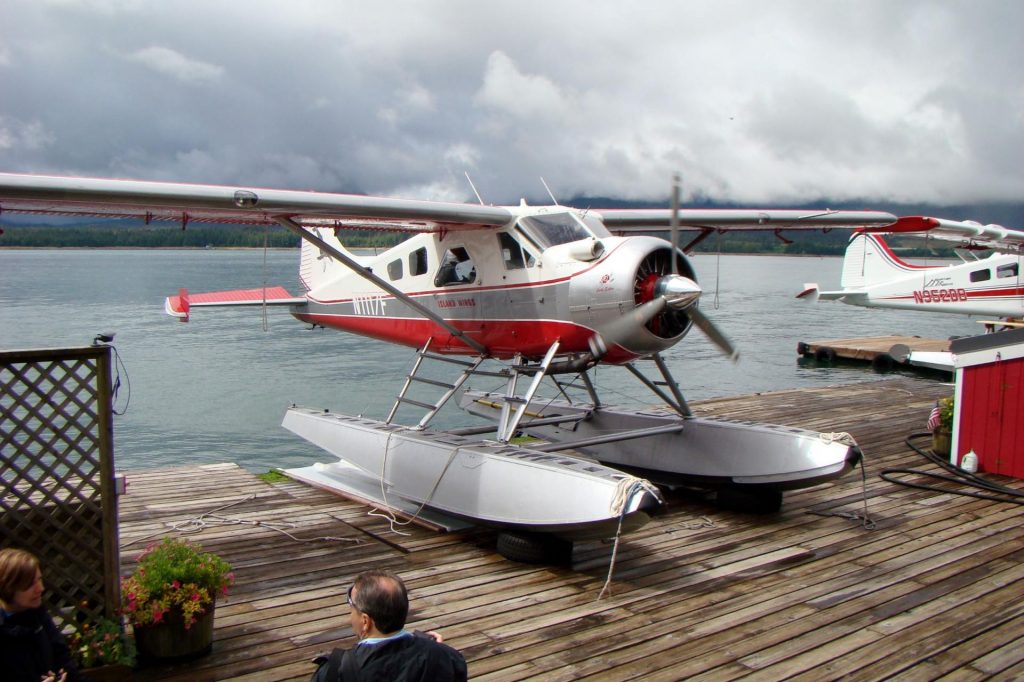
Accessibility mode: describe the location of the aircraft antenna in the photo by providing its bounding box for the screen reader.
[464,172,485,205]
[540,177,560,205]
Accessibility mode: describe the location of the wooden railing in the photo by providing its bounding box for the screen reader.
[1,345,120,627]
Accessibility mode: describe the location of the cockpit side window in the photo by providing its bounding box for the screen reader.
[498,232,535,270]
[997,262,1019,278]
[434,246,476,286]
[518,213,592,249]
[409,248,428,276]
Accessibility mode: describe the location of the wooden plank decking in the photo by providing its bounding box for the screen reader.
[797,335,952,368]
[119,376,1024,681]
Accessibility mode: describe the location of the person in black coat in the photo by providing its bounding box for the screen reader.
[311,569,467,681]
[0,548,84,682]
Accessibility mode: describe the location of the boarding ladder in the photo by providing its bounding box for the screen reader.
[493,342,561,442]
[386,339,491,429]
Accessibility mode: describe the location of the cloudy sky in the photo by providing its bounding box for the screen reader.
[1,0,1021,206]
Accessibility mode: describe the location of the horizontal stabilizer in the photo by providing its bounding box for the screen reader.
[795,284,863,303]
[795,284,821,302]
[164,286,304,321]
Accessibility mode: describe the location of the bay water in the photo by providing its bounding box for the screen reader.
[0,248,975,473]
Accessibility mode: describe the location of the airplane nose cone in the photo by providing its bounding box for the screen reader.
[655,275,701,310]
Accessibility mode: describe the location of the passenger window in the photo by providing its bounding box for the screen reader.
[434,247,475,286]
[997,263,1019,278]
[970,269,991,283]
[409,248,428,276]
[498,232,534,270]
[387,259,403,281]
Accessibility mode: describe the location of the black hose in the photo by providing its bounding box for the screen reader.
[879,432,1024,505]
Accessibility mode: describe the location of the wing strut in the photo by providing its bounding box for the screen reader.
[273,216,487,354]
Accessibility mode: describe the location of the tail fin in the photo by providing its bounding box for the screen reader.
[297,226,372,292]
[840,232,931,289]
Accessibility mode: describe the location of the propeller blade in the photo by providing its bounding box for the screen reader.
[670,173,680,276]
[687,305,739,362]
[589,297,668,358]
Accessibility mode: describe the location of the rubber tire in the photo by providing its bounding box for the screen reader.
[716,486,783,514]
[814,347,837,363]
[871,353,895,373]
[496,531,573,565]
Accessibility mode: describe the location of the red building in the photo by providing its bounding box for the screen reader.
[950,328,1024,477]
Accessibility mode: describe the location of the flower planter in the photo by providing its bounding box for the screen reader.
[134,603,215,664]
[932,428,951,458]
[81,663,134,682]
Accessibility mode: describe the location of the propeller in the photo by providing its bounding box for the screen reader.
[666,174,739,362]
[670,172,680,276]
[687,305,739,361]
[589,296,669,359]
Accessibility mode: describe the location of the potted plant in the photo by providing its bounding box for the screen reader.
[930,395,954,456]
[68,609,135,682]
[121,537,233,663]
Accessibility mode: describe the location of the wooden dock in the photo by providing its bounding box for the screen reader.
[797,335,953,371]
[120,376,1024,681]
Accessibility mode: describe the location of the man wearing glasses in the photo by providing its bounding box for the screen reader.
[312,569,467,681]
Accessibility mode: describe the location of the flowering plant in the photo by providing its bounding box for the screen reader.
[121,538,233,629]
[937,396,955,431]
[68,611,135,668]
[927,396,955,432]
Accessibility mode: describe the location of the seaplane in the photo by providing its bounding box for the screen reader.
[0,171,898,560]
[796,216,1024,374]
[798,216,1024,325]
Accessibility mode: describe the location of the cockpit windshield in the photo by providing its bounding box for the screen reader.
[517,212,597,249]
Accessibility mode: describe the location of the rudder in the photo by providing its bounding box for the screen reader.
[840,233,921,289]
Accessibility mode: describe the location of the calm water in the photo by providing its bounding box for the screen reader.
[0,248,975,472]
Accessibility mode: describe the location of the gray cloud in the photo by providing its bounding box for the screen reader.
[1,0,1021,206]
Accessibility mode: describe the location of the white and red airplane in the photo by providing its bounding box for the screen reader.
[0,171,898,558]
[798,216,1024,326]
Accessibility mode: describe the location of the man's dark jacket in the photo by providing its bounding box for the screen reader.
[313,631,467,681]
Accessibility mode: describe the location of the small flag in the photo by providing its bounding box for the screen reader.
[927,404,942,431]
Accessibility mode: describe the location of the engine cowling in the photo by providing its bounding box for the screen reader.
[568,236,699,360]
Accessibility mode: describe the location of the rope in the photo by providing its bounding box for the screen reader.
[108,343,132,416]
[598,477,658,600]
[807,448,875,529]
[880,432,1024,505]
[680,515,715,530]
[261,224,269,332]
[819,431,856,447]
[369,431,462,534]
[121,493,362,547]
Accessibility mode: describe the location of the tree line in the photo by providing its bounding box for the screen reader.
[0,224,403,249]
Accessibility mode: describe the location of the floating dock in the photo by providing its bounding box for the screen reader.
[122,376,1024,681]
[797,335,954,372]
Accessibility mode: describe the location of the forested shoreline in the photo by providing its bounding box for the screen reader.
[2,198,1019,255]
[0,224,399,250]
[0,223,956,256]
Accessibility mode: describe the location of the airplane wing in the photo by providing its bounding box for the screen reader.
[164,286,306,322]
[0,172,514,232]
[865,216,1024,252]
[596,208,898,231]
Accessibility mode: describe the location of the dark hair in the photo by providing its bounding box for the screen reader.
[0,548,40,603]
[351,569,409,634]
